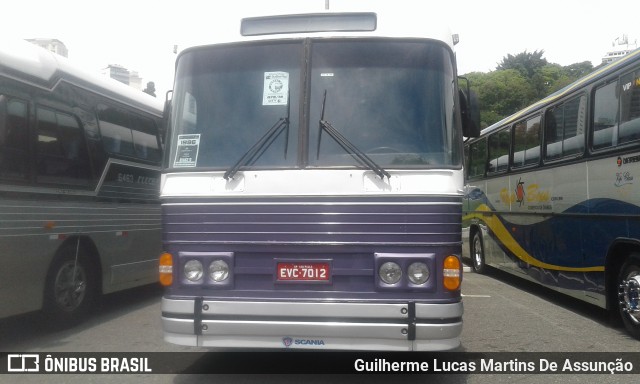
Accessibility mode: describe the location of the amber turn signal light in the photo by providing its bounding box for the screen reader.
[159,252,173,287]
[443,255,461,291]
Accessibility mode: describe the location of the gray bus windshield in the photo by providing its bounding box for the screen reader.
[168,39,460,170]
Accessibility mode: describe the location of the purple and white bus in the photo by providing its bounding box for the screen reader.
[159,8,479,351]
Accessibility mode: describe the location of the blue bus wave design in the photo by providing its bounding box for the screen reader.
[466,194,640,270]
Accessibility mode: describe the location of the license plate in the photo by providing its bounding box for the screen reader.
[277,262,330,282]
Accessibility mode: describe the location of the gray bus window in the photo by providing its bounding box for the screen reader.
[488,128,509,173]
[131,115,161,162]
[619,70,640,145]
[593,81,618,149]
[36,106,90,185]
[513,115,540,167]
[545,95,586,159]
[0,97,29,180]
[98,105,135,156]
[467,138,487,179]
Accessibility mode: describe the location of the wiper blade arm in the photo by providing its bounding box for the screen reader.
[224,116,289,180]
[317,90,389,180]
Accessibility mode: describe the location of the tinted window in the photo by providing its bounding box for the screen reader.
[592,69,640,150]
[513,115,541,168]
[98,105,160,162]
[169,39,460,170]
[545,95,586,159]
[0,96,29,180]
[98,105,136,156]
[170,42,302,168]
[593,81,618,149]
[36,106,91,185]
[488,128,510,173]
[619,70,640,144]
[131,115,161,162]
[467,138,487,179]
[309,40,458,168]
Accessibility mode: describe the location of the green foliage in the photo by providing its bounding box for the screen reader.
[497,50,548,78]
[464,51,594,128]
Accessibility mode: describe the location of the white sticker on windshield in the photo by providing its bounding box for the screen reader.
[263,72,289,106]
[173,134,200,167]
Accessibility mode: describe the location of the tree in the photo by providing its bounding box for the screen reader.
[143,81,156,97]
[497,50,548,79]
[533,63,570,98]
[464,50,597,128]
[563,61,594,79]
[465,69,535,128]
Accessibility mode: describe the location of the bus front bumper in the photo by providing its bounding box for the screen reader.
[161,298,463,351]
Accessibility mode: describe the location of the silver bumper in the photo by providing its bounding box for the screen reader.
[162,298,463,351]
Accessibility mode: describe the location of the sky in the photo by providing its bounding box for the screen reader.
[5,0,639,98]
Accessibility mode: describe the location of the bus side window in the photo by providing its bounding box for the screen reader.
[545,95,585,159]
[487,128,509,173]
[592,81,618,149]
[467,138,487,179]
[545,107,562,160]
[131,115,161,162]
[513,115,540,168]
[36,106,91,185]
[619,70,640,145]
[0,96,29,180]
[97,105,135,157]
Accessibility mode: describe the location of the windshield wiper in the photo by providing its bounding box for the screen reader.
[224,97,290,180]
[317,90,390,180]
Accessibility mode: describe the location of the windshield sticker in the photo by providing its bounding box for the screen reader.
[173,134,200,167]
[263,72,289,106]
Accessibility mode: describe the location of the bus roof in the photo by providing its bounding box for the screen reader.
[0,38,163,115]
[478,46,640,138]
[239,11,457,47]
[180,5,459,51]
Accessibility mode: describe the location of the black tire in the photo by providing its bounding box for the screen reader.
[470,230,486,274]
[617,254,640,340]
[44,242,97,324]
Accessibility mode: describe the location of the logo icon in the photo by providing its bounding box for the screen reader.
[515,178,526,207]
[7,354,40,372]
[282,337,293,347]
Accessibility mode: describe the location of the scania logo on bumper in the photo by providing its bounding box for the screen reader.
[282,337,326,347]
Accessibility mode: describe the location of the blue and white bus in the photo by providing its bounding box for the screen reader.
[0,38,164,323]
[463,48,640,339]
[159,6,479,351]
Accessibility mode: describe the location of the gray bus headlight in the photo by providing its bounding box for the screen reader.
[184,260,204,282]
[379,262,402,285]
[209,260,230,282]
[408,262,430,285]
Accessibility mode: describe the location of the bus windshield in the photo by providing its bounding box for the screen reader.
[169,39,460,171]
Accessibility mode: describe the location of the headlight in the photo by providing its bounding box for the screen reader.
[209,260,229,282]
[379,262,402,284]
[184,260,203,282]
[408,262,430,285]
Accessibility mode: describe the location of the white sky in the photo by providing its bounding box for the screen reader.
[5,0,639,98]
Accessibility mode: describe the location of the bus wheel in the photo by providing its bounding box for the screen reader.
[471,230,486,274]
[618,254,640,340]
[44,243,97,324]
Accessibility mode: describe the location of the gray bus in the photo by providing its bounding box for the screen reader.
[0,38,164,323]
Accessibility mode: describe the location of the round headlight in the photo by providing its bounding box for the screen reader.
[209,260,229,282]
[408,262,430,285]
[184,260,203,282]
[379,262,402,285]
